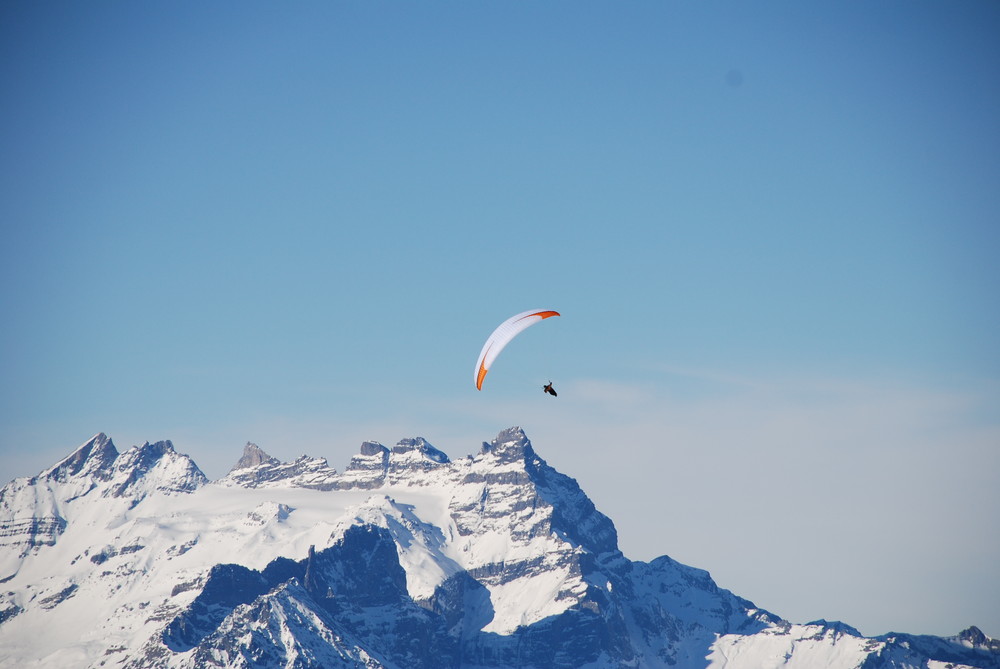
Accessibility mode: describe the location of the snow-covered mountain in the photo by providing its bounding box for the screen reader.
[1,428,997,668]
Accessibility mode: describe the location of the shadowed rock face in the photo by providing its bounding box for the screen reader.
[160,525,453,669]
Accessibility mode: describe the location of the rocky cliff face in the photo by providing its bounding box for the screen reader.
[0,428,997,669]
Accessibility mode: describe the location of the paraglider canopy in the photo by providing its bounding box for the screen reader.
[474,309,560,390]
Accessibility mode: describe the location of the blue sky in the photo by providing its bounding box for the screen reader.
[2,1,998,639]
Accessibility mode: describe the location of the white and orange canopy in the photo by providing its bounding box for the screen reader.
[474,309,560,390]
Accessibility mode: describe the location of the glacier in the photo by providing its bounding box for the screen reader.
[1,427,997,668]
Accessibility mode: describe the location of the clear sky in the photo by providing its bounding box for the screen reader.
[2,0,998,640]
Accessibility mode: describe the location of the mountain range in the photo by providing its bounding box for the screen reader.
[1,427,997,668]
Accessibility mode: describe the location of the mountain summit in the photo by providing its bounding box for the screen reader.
[1,428,997,668]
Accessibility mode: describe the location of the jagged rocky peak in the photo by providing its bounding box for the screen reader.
[107,439,208,498]
[391,437,449,464]
[385,437,449,485]
[965,627,989,645]
[114,440,173,475]
[40,432,118,482]
[116,439,176,470]
[218,442,339,490]
[229,442,280,473]
[479,426,621,556]
[959,626,1000,651]
[479,425,533,462]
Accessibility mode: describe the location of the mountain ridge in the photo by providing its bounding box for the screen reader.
[1,428,997,668]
